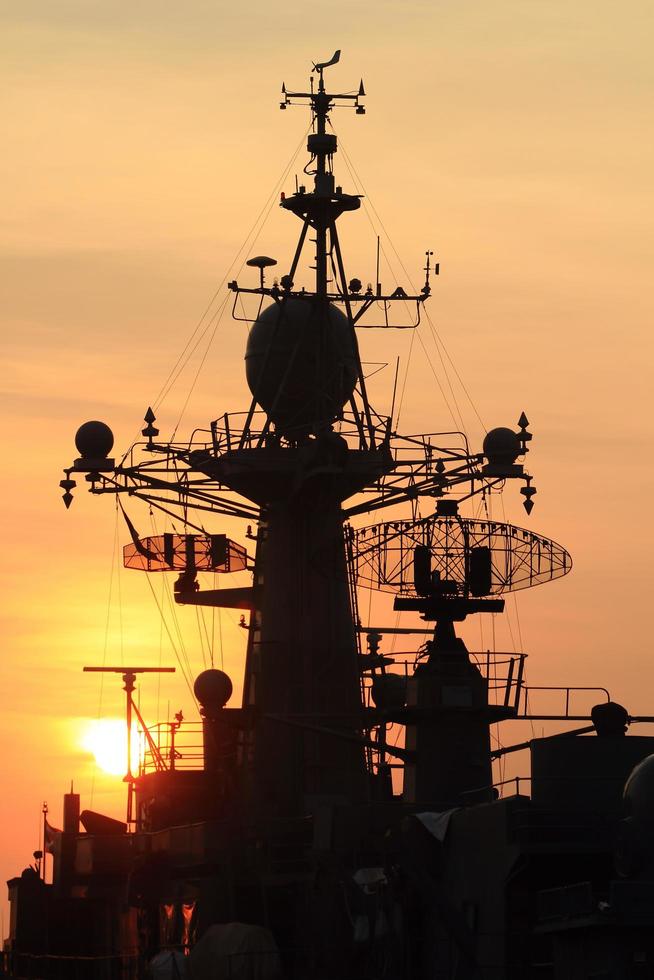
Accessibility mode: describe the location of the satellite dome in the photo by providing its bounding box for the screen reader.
[371,673,407,711]
[483,427,521,467]
[194,669,233,711]
[245,298,357,433]
[75,421,114,459]
[624,754,654,820]
[591,700,629,737]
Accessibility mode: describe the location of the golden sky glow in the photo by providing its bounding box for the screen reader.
[2,0,653,910]
[80,718,140,778]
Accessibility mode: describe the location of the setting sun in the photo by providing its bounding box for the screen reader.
[81,719,141,777]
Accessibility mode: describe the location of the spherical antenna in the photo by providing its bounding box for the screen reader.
[591,701,629,737]
[245,298,356,432]
[624,754,654,820]
[75,421,114,459]
[194,669,233,712]
[482,427,522,467]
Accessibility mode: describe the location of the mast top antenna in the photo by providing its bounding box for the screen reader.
[280,51,366,115]
[312,49,341,78]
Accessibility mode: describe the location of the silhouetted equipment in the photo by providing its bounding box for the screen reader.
[246,255,278,289]
[123,533,248,573]
[244,298,357,431]
[63,791,80,835]
[624,754,654,818]
[592,700,630,736]
[353,515,571,598]
[246,255,277,270]
[482,426,522,472]
[370,672,407,710]
[80,811,128,836]
[194,669,233,712]
[194,669,237,775]
[313,49,341,72]
[73,420,115,472]
[142,406,159,443]
[82,665,175,825]
[23,51,654,980]
[467,545,493,596]
[413,544,432,596]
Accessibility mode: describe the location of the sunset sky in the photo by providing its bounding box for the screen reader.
[2,0,653,916]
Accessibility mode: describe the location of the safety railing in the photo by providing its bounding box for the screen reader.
[139,722,204,775]
[517,685,610,720]
[362,651,526,714]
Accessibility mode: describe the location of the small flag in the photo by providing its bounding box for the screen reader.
[44,819,62,856]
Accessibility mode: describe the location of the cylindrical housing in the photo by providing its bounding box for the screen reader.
[63,792,80,835]
[308,133,337,156]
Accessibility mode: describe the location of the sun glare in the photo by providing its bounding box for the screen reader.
[81,719,141,777]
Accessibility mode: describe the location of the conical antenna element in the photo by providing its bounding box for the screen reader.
[142,407,159,443]
[358,79,366,96]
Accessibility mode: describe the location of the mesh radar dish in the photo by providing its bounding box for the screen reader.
[123,533,248,573]
[351,516,572,597]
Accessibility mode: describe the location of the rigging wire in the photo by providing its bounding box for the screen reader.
[337,145,464,432]
[116,519,125,667]
[142,570,197,706]
[89,502,121,810]
[157,568,165,722]
[169,292,230,441]
[212,571,224,670]
[146,509,197,705]
[161,563,196,689]
[395,327,417,429]
[338,137,487,436]
[195,605,208,671]
[198,606,214,670]
[151,124,312,420]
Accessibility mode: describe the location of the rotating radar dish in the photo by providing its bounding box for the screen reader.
[351,516,572,598]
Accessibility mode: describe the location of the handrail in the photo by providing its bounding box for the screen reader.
[519,686,610,719]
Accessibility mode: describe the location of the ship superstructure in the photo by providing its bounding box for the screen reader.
[6,53,654,980]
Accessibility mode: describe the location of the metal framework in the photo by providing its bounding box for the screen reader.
[123,533,249,573]
[351,515,571,597]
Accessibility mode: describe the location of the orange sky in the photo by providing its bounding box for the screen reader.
[2,0,653,915]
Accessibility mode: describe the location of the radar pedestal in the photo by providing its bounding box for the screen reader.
[402,620,495,806]
[394,546,507,806]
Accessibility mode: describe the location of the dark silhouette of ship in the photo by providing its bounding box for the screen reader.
[6,53,654,980]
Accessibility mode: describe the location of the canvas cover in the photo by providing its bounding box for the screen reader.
[148,950,189,979]
[188,923,281,980]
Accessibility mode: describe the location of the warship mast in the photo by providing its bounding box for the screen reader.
[60,53,554,821]
[38,54,654,980]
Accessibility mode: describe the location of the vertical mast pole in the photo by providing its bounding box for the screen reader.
[314,69,329,298]
[41,802,48,882]
[124,670,135,828]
